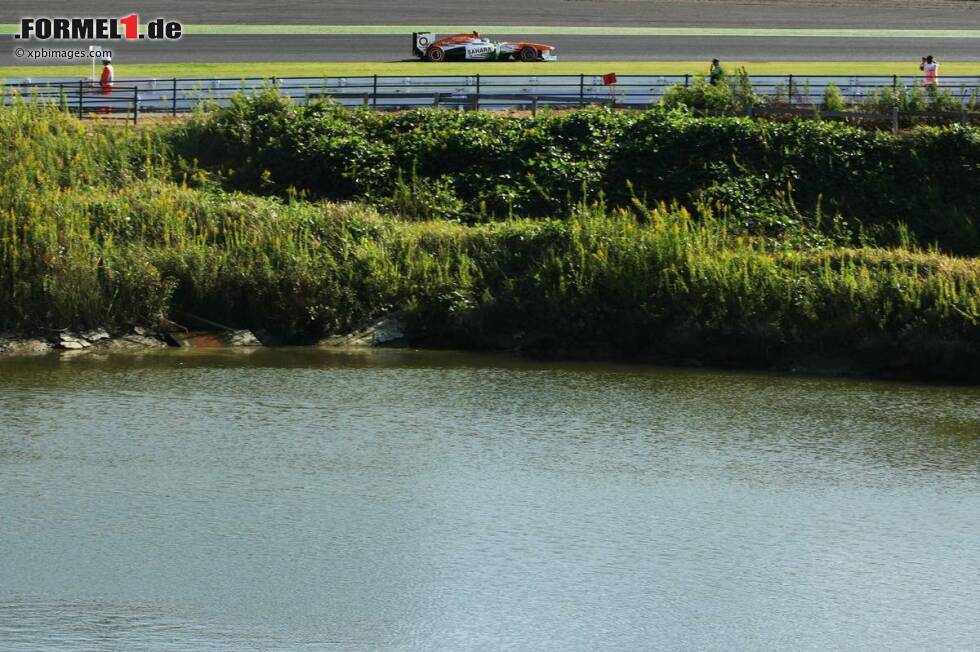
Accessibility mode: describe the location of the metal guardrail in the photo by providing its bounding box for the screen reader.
[750,105,980,132]
[2,74,980,121]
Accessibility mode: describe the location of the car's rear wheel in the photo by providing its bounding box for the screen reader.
[519,46,538,62]
[425,46,445,62]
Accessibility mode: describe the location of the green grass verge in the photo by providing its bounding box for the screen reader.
[4,61,980,80]
[4,24,980,37]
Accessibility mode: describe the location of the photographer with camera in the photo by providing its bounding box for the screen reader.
[709,59,725,86]
[920,55,939,86]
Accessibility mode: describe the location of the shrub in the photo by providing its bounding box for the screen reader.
[3,105,980,379]
[926,85,963,112]
[660,68,757,113]
[821,83,847,113]
[10,98,980,255]
[173,97,980,254]
[5,178,980,380]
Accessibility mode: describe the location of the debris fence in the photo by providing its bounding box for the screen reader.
[3,73,979,124]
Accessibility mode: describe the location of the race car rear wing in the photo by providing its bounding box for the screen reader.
[413,32,435,58]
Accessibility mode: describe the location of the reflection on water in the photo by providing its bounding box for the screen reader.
[0,599,251,652]
[1,348,979,650]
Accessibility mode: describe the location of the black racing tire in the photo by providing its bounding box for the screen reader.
[425,46,445,62]
[519,46,539,62]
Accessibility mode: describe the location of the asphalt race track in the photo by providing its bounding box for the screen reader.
[3,0,979,30]
[5,35,979,66]
[3,0,980,66]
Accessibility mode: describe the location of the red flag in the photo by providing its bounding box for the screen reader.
[602,72,618,86]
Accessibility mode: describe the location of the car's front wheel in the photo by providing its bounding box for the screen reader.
[425,46,446,62]
[519,46,539,62]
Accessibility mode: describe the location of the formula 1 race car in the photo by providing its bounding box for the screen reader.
[413,31,557,62]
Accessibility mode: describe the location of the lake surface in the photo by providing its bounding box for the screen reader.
[1,348,979,651]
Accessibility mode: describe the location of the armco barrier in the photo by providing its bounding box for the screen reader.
[2,74,980,121]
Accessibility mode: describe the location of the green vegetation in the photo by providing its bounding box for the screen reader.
[822,83,847,113]
[172,90,980,254]
[2,98,980,380]
[661,68,758,112]
[657,71,980,115]
[5,60,980,81]
[859,83,980,113]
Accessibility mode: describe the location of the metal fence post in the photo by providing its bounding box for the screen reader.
[372,74,378,107]
[579,73,585,105]
[172,77,177,116]
[685,73,690,88]
[133,85,139,125]
[531,96,538,117]
[893,74,898,92]
[77,80,84,119]
[788,74,793,105]
[891,106,899,133]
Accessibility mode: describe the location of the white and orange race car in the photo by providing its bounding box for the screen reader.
[413,32,557,62]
